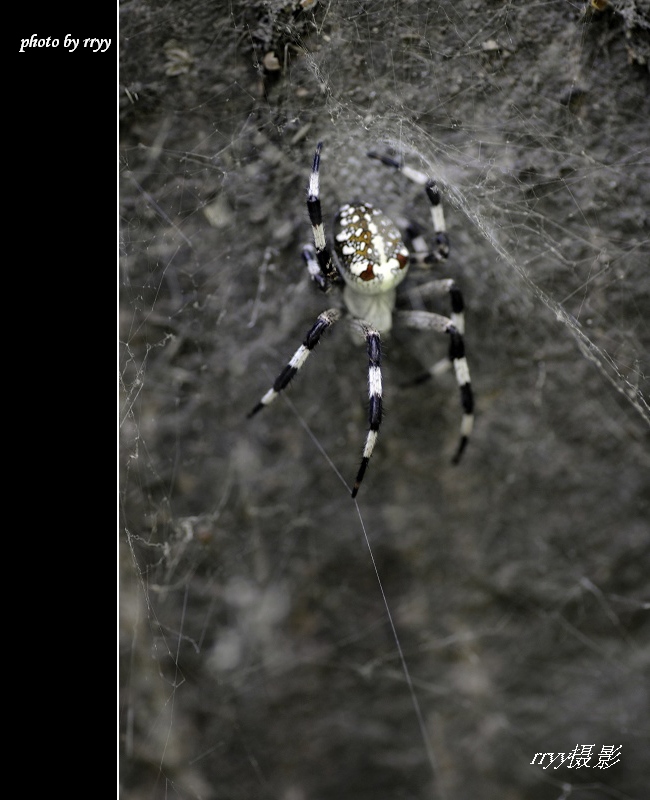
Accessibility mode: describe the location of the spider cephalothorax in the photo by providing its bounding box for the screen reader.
[249,142,474,498]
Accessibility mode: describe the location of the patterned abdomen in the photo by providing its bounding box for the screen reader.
[333,203,409,295]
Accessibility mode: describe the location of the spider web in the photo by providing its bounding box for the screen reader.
[120,2,650,799]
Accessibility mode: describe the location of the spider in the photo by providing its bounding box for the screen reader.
[248,142,474,498]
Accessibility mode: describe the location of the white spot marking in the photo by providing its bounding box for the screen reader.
[313,223,326,251]
[261,388,277,406]
[363,430,378,458]
[289,345,310,370]
[461,414,474,436]
[452,312,465,335]
[453,357,471,386]
[368,365,382,397]
[432,205,445,232]
[402,165,428,185]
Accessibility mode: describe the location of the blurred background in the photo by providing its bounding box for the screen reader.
[119,2,649,798]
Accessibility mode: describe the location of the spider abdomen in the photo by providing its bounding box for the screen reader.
[333,203,409,295]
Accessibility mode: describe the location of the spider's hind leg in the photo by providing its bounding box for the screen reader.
[403,276,465,335]
[395,310,474,464]
[398,275,466,388]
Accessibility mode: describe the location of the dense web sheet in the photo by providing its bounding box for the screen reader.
[120,2,649,799]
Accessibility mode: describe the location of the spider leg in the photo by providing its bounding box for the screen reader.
[404,277,465,334]
[302,244,326,288]
[306,142,341,292]
[350,321,383,498]
[247,309,341,417]
[395,310,474,463]
[399,277,466,386]
[367,150,449,262]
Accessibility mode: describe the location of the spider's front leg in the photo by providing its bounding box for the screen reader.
[351,321,383,498]
[247,309,341,417]
[305,142,342,292]
[395,310,474,464]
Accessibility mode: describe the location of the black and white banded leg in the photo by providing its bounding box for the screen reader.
[395,310,474,463]
[305,141,341,292]
[406,277,465,334]
[247,309,341,417]
[351,322,383,498]
[367,150,450,262]
[400,277,466,385]
[248,311,383,498]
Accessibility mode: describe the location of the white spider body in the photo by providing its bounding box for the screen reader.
[249,142,474,498]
